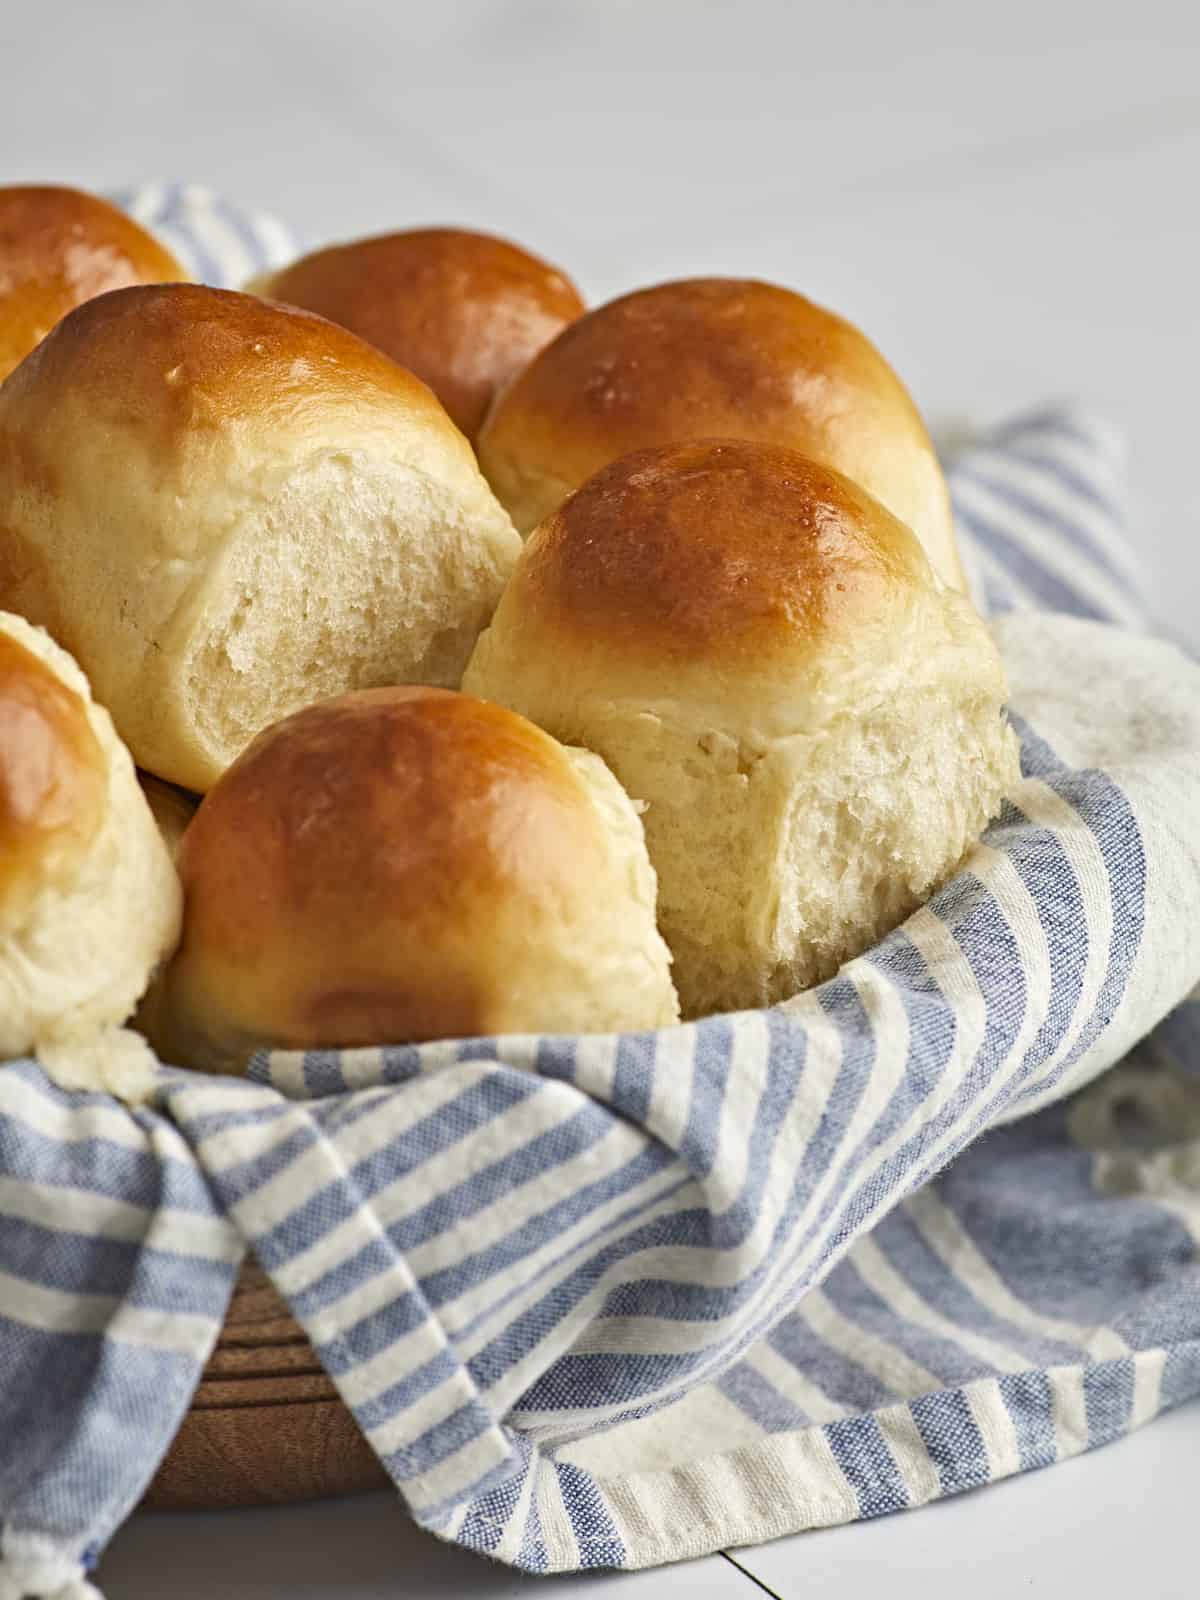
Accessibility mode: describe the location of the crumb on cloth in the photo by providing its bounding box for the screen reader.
[36,1026,161,1105]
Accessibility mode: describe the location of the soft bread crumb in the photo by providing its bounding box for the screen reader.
[37,1026,161,1105]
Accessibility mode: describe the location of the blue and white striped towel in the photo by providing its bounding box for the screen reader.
[1,188,1198,1600]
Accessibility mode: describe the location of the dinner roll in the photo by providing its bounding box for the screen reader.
[464,441,1018,1017]
[0,184,185,381]
[0,611,181,1095]
[251,227,584,444]
[477,276,965,591]
[0,283,521,792]
[152,687,678,1073]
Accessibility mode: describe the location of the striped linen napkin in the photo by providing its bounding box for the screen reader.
[0,188,1198,1599]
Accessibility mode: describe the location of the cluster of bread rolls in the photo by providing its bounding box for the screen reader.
[0,183,1018,1092]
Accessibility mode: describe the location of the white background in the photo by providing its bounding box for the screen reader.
[7,0,1199,644]
[4,3,1197,1594]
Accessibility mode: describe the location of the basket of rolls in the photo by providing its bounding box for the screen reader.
[1,185,1198,1593]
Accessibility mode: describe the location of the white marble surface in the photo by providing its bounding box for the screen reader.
[733,1398,1197,1600]
[8,0,1200,643]
[98,1402,1199,1598]
[6,3,1199,1594]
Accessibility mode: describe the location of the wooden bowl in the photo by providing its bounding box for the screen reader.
[143,1259,388,1509]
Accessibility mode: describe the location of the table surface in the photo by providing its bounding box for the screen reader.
[7,3,1199,1594]
[99,1401,1196,1599]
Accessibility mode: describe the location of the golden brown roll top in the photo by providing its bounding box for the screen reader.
[477,276,965,592]
[465,440,1017,1016]
[0,621,106,931]
[0,611,181,1086]
[466,440,943,746]
[251,227,584,444]
[4,277,454,444]
[152,687,678,1073]
[0,283,520,792]
[495,439,932,700]
[0,185,185,382]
